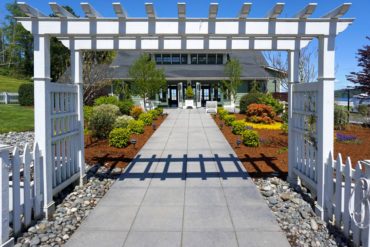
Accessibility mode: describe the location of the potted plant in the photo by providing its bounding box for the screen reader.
[184,85,194,109]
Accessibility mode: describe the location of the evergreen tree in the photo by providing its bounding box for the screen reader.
[347,37,370,93]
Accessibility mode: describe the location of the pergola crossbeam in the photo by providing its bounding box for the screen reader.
[17,2,47,17]
[238,3,252,19]
[178,3,186,19]
[49,2,76,18]
[145,3,156,19]
[293,3,317,19]
[81,2,101,18]
[266,3,285,18]
[322,3,351,18]
[112,2,127,18]
[209,3,219,19]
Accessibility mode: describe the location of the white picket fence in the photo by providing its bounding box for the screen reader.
[0,144,43,246]
[0,92,19,104]
[325,153,370,247]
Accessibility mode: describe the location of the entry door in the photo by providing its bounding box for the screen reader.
[168,86,178,107]
[201,86,211,107]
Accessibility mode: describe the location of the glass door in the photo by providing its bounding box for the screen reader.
[201,86,211,107]
[168,86,178,107]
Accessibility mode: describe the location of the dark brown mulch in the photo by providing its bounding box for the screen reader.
[213,113,370,178]
[84,115,166,170]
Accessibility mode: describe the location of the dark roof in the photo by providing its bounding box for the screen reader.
[109,51,275,80]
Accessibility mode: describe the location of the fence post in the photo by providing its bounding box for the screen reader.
[4,92,8,104]
[70,41,86,185]
[34,34,55,219]
[287,50,299,185]
[0,145,13,246]
[316,35,335,220]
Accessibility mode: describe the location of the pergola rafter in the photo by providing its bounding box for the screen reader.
[16,2,353,51]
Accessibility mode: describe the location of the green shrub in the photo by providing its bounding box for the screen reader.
[109,128,131,148]
[185,85,194,99]
[117,100,134,115]
[259,94,284,115]
[94,95,119,106]
[113,115,134,129]
[224,114,236,126]
[18,83,34,106]
[147,109,159,120]
[83,106,93,124]
[155,107,164,116]
[130,106,143,119]
[334,105,349,130]
[358,105,369,117]
[232,120,246,135]
[88,104,120,139]
[138,112,153,125]
[239,92,264,113]
[218,108,228,120]
[127,120,145,134]
[242,129,260,147]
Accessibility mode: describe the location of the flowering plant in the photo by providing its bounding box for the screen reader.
[336,133,358,143]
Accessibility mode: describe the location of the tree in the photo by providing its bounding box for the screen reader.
[264,47,317,89]
[129,54,166,110]
[223,58,242,104]
[81,51,117,105]
[2,2,33,77]
[347,37,370,93]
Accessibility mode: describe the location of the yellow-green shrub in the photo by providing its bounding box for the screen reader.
[138,112,153,125]
[232,120,246,135]
[224,115,236,126]
[242,129,260,147]
[127,120,145,134]
[109,128,132,148]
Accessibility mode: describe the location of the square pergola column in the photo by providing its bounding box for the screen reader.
[33,34,55,219]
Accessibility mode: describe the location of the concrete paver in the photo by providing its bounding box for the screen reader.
[66,108,290,247]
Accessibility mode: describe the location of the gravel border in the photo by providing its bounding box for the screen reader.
[14,165,115,247]
[253,177,350,247]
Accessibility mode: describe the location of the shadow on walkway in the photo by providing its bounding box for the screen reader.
[118,153,250,181]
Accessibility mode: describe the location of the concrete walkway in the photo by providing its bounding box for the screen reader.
[66,109,290,247]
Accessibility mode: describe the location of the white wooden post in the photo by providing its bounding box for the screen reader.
[316,35,335,220]
[34,34,55,219]
[287,50,299,185]
[0,145,12,246]
[70,41,86,185]
[4,92,8,104]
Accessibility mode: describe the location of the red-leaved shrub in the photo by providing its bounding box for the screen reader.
[246,103,276,124]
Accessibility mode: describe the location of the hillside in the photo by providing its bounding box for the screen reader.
[0,75,30,92]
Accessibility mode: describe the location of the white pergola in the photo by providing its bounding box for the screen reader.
[16,2,353,218]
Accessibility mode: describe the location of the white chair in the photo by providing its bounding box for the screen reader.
[205,101,218,113]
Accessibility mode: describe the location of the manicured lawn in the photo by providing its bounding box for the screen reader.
[0,104,34,133]
[0,75,29,92]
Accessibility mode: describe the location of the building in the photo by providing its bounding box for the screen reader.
[110,51,283,108]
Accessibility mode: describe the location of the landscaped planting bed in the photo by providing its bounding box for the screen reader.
[214,112,370,177]
[84,115,166,171]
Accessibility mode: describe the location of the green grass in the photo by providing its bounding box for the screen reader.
[0,105,34,133]
[0,75,29,92]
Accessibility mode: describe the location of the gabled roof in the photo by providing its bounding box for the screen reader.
[109,51,276,80]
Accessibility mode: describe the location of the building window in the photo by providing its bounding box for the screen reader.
[191,54,198,64]
[207,54,216,64]
[198,54,207,64]
[155,54,162,64]
[217,54,223,64]
[172,54,181,64]
[162,54,171,64]
[181,54,188,64]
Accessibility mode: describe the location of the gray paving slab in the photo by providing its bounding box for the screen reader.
[66,108,289,247]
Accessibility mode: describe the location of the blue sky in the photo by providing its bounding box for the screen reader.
[1,0,369,90]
